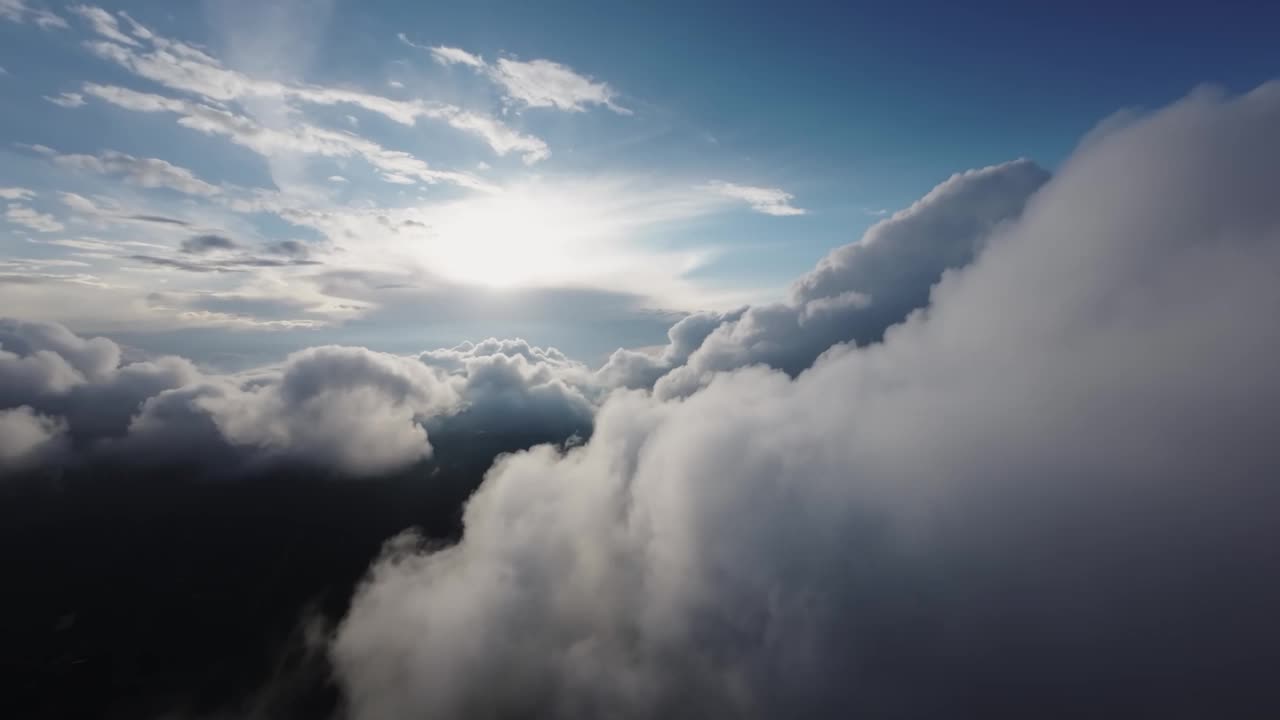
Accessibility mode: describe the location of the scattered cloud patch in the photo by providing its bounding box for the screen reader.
[43,92,87,108]
[5,205,64,233]
[705,180,807,216]
[70,3,139,45]
[0,0,67,29]
[0,187,36,201]
[49,148,220,196]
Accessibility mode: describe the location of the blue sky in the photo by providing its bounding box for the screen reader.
[2,0,1276,366]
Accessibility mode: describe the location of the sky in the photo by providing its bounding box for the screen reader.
[3,0,1276,367]
[4,3,1280,719]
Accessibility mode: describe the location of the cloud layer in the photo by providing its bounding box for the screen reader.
[332,83,1280,718]
[0,320,593,480]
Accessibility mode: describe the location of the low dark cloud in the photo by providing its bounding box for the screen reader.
[181,233,239,254]
[125,213,192,226]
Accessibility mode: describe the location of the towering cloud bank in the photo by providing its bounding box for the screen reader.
[599,158,1051,396]
[333,83,1280,718]
[0,322,594,479]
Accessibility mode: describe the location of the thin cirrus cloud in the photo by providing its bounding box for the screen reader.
[0,0,68,29]
[704,180,808,216]
[39,147,221,196]
[403,34,632,115]
[72,8,550,165]
[5,205,65,233]
[43,91,86,107]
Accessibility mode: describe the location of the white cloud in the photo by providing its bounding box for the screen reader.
[332,81,1280,719]
[427,45,486,69]
[70,4,139,45]
[0,187,35,201]
[50,148,221,196]
[0,319,598,478]
[490,57,631,114]
[84,84,496,191]
[408,38,630,115]
[80,12,550,163]
[42,91,86,108]
[0,406,66,472]
[327,175,348,183]
[5,205,64,232]
[705,180,807,216]
[387,80,404,89]
[0,0,68,29]
[598,159,1049,394]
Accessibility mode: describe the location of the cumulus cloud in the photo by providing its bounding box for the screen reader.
[599,158,1050,396]
[0,406,66,471]
[332,83,1280,718]
[122,346,460,476]
[705,180,807,216]
[419,338,596,441]
[0,319,601,480]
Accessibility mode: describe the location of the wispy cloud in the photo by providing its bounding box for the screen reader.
[45,147,221,196]
[42,91,86,108]
[705,181,807,216]
[0,0,67,29]
[0,187,36,201]
[83,84,497,191]
[78,12,549,164]
[70,4,138,45]
[407,38,631,115]
[5,205,65,232]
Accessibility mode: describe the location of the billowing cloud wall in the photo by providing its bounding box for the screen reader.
[332,83,1280,718]
[598,158,1051,397]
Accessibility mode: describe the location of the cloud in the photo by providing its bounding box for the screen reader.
[0,319,601,480]
[0,406,66,472]
[0,0,67,29]
[50,148,220,195]
[424,44,486,69]
[5,205,64,233]
[0,187,36,201]
[407,38,629,115]
[331,82,1280,718]
[43,91,86,108]
[77,12,550,164]
[598,159,1049,396]
[704,180,807,216]
[83,84,497,191]
[70,3,138,45]
[490,57,631,114]
[181,233,238,254]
